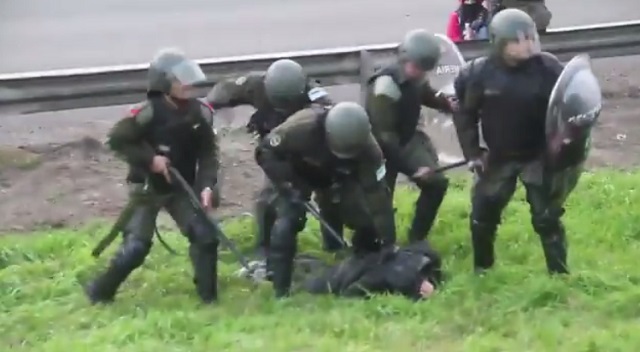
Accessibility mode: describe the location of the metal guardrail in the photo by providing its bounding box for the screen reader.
[1,20,640,114]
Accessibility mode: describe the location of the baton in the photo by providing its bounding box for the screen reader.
[303,201,350,249]
[168,167,250,270]
[433,160,467,173]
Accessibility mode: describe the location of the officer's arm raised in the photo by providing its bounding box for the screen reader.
[205,74,261,108]
[194,102,220,193]
[452,60,483,160]
[106,103,156,169]
[368,76,414,173]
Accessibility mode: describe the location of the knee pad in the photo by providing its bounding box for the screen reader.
[417,177,449,193]
[113,237,151,270]
[187,219,220,248]
[531,208,565,235]
[470,193,506,226]
[270,217,299,250]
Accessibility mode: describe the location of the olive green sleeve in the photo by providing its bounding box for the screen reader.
[205,74,263,108]
[419,80,452,112]
[367,89,413,173]
[106,105,155,169]
[194,103,220,192]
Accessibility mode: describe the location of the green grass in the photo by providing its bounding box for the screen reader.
[2,171,640,352]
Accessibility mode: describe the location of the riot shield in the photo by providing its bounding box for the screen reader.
[420,34,467,163]
[427,34,466,97]
[545,54,602,204]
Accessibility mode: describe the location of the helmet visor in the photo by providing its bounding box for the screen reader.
[503,30,540,61]
[169,59,207,86]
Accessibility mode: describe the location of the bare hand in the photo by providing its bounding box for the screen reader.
[151,155,171,182]
[201,187,214,210]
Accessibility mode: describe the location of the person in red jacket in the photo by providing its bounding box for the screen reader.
[447,0,490,42]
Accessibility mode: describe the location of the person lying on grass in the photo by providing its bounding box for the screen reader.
[303,240,443,300]
[238,240,443,300]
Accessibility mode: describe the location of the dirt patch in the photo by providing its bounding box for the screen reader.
[0,56,638,234]
[0,132,261,233]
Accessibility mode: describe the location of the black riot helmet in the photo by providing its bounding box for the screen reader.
[264,59,308,109]
[488,8,541,62]
[324,102,372,159]
[398,29,442,72]
[147,48,206,95]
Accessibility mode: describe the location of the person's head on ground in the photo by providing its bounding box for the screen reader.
[147,48,206,101]
[398,29,442,80]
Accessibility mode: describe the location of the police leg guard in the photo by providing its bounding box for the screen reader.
[267,217,299,298]
[319,208,345,253]
[470,220,498,272]
[85,235,152,304]
[532,211,569,275]
[187,221,220,303]
[408,178,449,243]
[254,198,276,258]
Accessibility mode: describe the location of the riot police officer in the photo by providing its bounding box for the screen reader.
[255,102,397,297]
[85,48,221,304]
[452,9,569,274]
[365,29,456,244]
[206,59,345,257]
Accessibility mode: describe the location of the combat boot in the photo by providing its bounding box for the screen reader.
[85,238,151,304]
[408,180,448,243]
[84,267,130,304]
[470,220,498,273]
[538,227,569,275]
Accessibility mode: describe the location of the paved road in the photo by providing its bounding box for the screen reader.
[1,0,638,73]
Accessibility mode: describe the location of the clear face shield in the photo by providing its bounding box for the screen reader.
[168,60,207,99]
[502,30,541,62]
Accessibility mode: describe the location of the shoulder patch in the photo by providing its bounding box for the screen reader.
[235,76,247,85]
[373,75,401,101]
[126,102,153,125]
[307,86,328,102]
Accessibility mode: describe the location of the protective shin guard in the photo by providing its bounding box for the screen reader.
[254,202,276,257]
[408,180,449,243]
[85,239,151,304]
[471,220,497,272]
[538,228,569,275]
[268,248,296,298]
[189,244,219,303]
[320,213,345,253]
